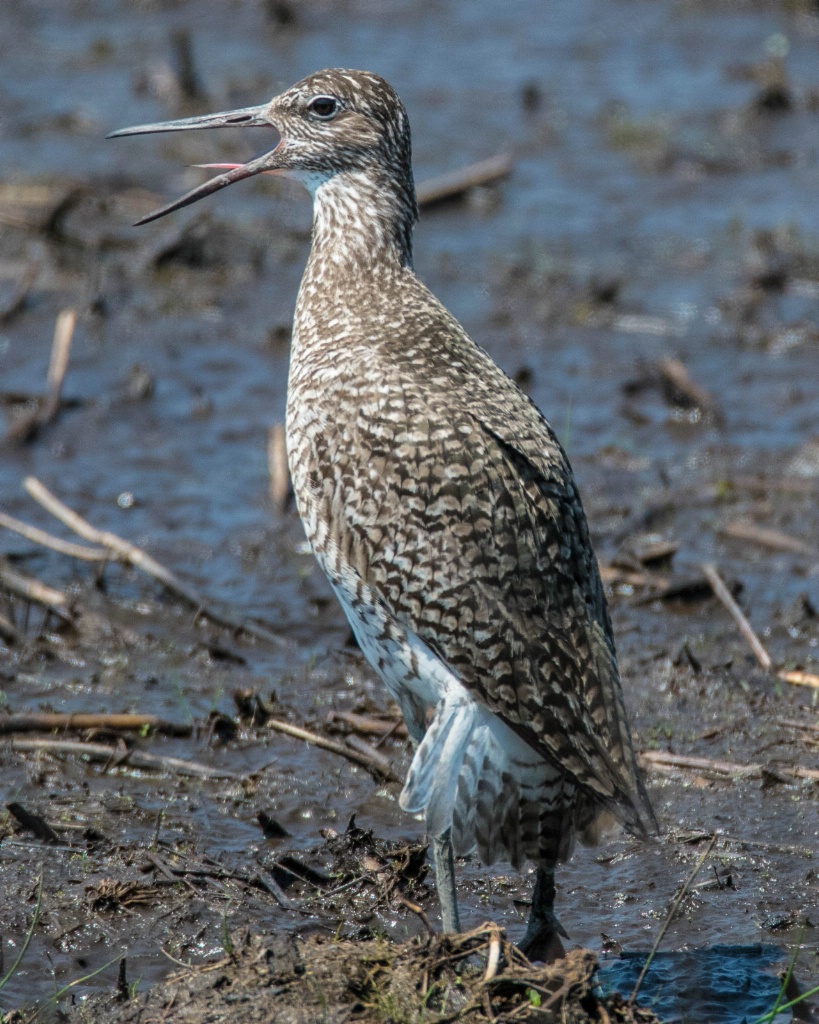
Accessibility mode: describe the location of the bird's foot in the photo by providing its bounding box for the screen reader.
[517,908,568,963]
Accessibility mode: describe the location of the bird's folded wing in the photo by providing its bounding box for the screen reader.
[338,390,654,836]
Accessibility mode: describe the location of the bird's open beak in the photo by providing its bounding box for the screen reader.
[107,104,281,225]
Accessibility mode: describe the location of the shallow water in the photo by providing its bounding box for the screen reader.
[1,0,818,1016]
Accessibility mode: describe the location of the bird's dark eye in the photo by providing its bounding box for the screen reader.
[308,96,339,120]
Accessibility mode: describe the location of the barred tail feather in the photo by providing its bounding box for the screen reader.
[400,683,580,869]
[399,693,477,821]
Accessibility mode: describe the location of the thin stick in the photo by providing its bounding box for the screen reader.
[656,357,722,420]
[265,716,400,782]
[0,510,109,560]
[392,892,436,937]
[639,749,819,782]
[43,309,77,421]
[23,476,284,646]
[373,717,406,750]
[483,924,502,982]
[343,733,398,777]
[629,834,717,1005]
[0,562,70,617]
[327,709,408,740]
[5,310,77,443]
[252,870,297,910]
[0,870,43,990]
[777,718,819,734]
[416,154,513,207]
[701,562,772,671]
[8,737,239,779]
[778,670,819,690]
[0,712,192,737]
[720,520,815,557]
[25,475,201,589]
[267,423,291,514]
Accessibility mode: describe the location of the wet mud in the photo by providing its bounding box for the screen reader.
[1,0,819,1022]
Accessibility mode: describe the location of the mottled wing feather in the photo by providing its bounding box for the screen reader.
[467,417,653,834]
[288,271,654,838]
[337,381,651,834]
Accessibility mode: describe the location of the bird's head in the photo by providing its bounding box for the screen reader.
[109,68,417,229]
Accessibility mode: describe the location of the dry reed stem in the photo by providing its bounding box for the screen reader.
[265,716,400,781]
[629,833,718,1004]
[701,561,772,670]
[640,749,819,782]
[720,520,815,557]
[416,153,513,207]
[0,509,109,560]
[0,712,192,736]
[0,561,69,612]
[701,562,819,690]
[656,356,722,419]
[22,475,284,646]
[8,737,238,779]
[483,925,502,982]
[5,308,76,442]
[778,670,819,690]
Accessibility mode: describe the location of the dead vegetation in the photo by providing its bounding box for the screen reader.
[64,927,661,1024]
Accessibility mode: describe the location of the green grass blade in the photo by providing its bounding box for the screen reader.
[0,870,43,995]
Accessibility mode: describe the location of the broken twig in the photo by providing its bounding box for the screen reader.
[416,154,513,208]
[325,709,408,739]
[483,924,502,982]
[265,716,400,782]
[777,718,819,735]
[6,309,77,443]
[639,749,819,783]
[702,569,818,690]
[0,510,109,560]
[778,670,819,691]
[7,737,238,779]
[598,564,670,592]
[720,520,815,557]
[0,712,192,737]
[656,356,722,421]
[343,733,398,777]
[0,561,71,620]
[22,476,284,646]
[701,562,772,671]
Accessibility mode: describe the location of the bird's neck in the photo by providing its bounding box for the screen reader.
[305,169,416,276]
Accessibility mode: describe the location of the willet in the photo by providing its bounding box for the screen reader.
[110,68,655,958]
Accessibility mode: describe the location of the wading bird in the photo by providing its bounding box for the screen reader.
[110,69,655,959]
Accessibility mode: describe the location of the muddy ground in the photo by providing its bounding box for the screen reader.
[1,0,819,1021]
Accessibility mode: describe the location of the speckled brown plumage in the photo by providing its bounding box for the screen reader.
[283,70,654,852]
[112,68,656,950]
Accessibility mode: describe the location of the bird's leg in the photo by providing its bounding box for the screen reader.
[399,697,461,934]
[518,863,568,962]
[433,828,461,934]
